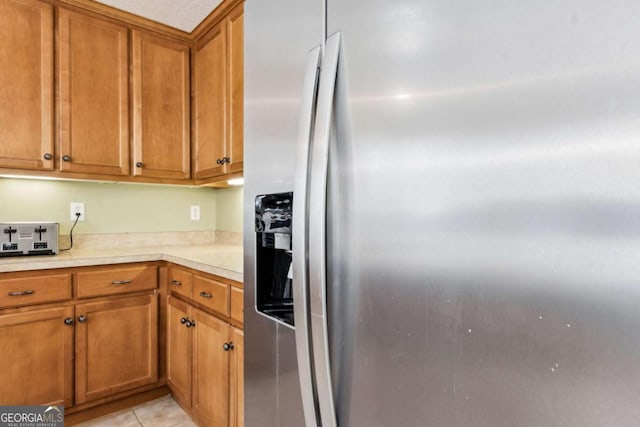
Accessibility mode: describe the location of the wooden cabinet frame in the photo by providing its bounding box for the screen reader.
[166,265,244,427]
[0,0,244,186]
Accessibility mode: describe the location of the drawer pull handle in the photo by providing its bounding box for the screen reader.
[223,342,234,351]
[8,290,35,296]
[199,291,212,299]
[171,280,182,286]
[111,280,132,285]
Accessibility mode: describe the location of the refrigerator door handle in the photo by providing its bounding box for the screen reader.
[308,30,341,427]
[293,44,323,427]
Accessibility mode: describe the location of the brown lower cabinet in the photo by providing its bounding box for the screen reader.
[167,291,244,427]
[0,263,159,412]
[75,294,158,405]
[0,306,74,407]
[0,262,242,426]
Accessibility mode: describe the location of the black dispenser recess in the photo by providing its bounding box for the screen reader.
[255,192,294,326]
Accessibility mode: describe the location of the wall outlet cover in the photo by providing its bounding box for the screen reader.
[190,205,201,221]
[70,202,85,221]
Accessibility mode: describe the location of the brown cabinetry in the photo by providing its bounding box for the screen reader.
[191,307,230,427]
[229,327,244,427]
[0,272,71,308]
[75,264,158,299]
[0,263,160,413]
[0,0,243,186]
[166,267,244,427]
[75,293,158,405]
[167,296,192,407]
[193,3,244,181]
[0,0,53,171]
[0,306,74,407]
[57,8,130,176]
[132,31,191,180]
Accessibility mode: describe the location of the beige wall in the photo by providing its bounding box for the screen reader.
[0,178,243,234]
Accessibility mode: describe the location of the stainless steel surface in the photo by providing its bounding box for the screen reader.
[292,45,322,427]
[248,0,640,426]
[244,0,323,425]
[307,31,340,427]
[323,0,640,425]
[0,222,59,256]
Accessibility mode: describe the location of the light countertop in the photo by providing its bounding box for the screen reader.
[0,243,244,283]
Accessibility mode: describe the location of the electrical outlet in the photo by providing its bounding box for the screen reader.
[70,202,85,221]
[190,205,201,221]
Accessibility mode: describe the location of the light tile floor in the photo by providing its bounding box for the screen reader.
[75,395,196,427]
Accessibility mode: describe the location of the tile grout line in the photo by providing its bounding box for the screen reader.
[131,408,145,427]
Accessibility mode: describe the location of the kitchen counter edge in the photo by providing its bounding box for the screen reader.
[0,244,244,283]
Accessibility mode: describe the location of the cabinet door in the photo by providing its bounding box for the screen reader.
[167,296,192,407]
[191,307,230,427]
[0,0,53,171]
[132,31,190,180]
[226,3,244,175]
[58,9,129,176]
[194,21,226,179]
[230,327,244,427]
[0,306,73,407]
[75,294,158,404]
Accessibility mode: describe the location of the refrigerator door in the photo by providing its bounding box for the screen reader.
[326,0,640,426]
[244,0,323,426]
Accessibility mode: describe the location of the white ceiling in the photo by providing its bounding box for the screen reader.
[93,0,224,32]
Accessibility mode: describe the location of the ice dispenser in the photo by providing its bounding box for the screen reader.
[255,192,294,326]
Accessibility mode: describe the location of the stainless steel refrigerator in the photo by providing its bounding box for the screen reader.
[243,0,640,425]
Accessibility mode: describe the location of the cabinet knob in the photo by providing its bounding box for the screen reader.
[180,317,188,324]
[216,158,223,165]
[64,317,74,326]
[223,157,231,164]
[186,320,196,328]
[62,155,71,162]
[77,315,88,323]
[43,153,52,161]
[223,342,234,351]
[199,291,212,299]
[136,162,144,168]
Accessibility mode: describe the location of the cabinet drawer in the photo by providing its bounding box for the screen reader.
[0,274,72,309]
[192,275,229,317]
[230,286,243,324]
[168,267,193,299]
[76,265,158,298]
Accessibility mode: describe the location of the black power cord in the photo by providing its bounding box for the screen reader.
[60,212,81,252]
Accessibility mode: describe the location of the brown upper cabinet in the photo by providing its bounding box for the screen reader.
[58,9,130,176]
[193,3,244,181]
[0,0,243,185]
[0,0,53,171]
[132,32,191,180]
